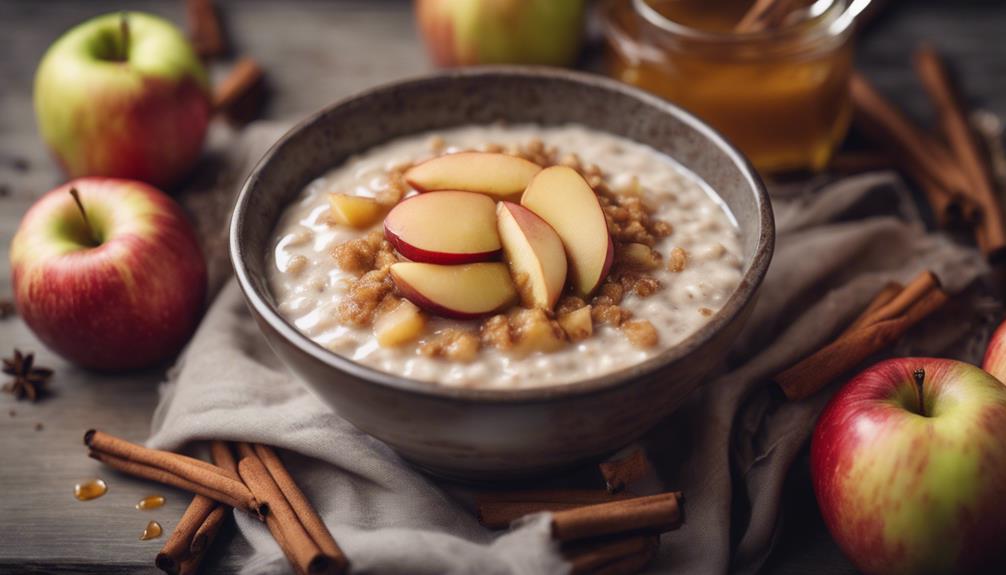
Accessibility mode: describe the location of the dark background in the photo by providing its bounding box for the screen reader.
[1,1,1003,573]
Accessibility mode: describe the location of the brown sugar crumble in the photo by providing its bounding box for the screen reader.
[326,138,681,357]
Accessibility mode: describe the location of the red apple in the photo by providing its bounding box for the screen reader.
[521,166,613,297]
[416,0,586,67]
[812,358,1006,574]
[983,318,1006,384]
[497,201,567,310]
[404,152,542,200]
[9,178,207,371]
[34,12,211,189]
[384,191,501,264]
[390,262,516,319]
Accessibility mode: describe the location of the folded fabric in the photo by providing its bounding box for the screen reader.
[150,123,994,574]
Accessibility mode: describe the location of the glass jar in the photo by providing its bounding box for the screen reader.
[601,0,860,174]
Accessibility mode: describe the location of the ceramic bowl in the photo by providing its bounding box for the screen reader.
[230,68,773,480]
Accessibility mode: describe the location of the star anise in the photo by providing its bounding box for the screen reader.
[3,350,52,402]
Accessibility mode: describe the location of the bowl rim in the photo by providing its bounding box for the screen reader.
[230,66,774,405]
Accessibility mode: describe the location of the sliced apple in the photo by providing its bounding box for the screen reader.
[374,300,425,347]
[390,262,517,319]
[404,152,542,200]
[328,193,384,228]
[521,166,614,297]
[496,202,567,310]
[384,191,501,264]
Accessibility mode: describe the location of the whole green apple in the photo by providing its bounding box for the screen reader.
[34,12,211,189]
[10,178,207,371]
[415,0,585,67]
[812,358,1006,574]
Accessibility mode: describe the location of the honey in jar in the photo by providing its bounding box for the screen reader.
[602,0,857,174]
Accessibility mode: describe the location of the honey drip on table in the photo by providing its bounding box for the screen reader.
[136,495,165,510]
[73,479,108,501]
[140,520,163,540]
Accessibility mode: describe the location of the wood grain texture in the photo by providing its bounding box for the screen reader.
[0,0,1003,573]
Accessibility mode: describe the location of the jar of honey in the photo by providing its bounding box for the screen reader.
[601,0,862,174]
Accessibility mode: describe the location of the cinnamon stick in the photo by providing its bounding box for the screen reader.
[186,0,225,59]
[551,492,683,542]
[599,450,651,494]
[735,0,802,33]
[565,534,659,575]
[235,443,347,575]
[157,441,236,574]
[775,271,949,400]
[155,495,217,574]
[850,73,975,227]
[213,57,266,125]
[253,444,348,570]
[477,489,634,530]
[914,45,1006,263]
[84,432,261,515]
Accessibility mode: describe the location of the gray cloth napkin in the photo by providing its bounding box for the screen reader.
[149,123,998,574]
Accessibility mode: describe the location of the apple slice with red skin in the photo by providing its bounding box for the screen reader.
[497,201,567,310]
[983,318,1006,384]
[404,152,542,200]
[521,166,613,298]
[390,262,517,319]
[384,191,501,264]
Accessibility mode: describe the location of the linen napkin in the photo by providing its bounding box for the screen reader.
[149,122,999,574]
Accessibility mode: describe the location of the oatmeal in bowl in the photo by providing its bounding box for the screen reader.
[231,69,771,478]
[269,125,743,389]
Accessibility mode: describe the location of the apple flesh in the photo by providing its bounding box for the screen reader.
[404,152,542,200]
[374,300,425,347]
[328,193,383,229]
[34,12,211,189]
[983,318,1006,384]
[521,166,613,297]
[416,0,585,67]
[497,202,567,310]
[10,178,207,370]
[384,191,501,264]
[812,358,1006,574]
[390,262,516,319]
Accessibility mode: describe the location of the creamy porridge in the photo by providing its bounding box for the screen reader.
[268,124,743,389]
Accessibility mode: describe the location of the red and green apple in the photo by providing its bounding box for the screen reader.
[812,358,1006,574]
[10,178,207,371]
[34,12,211,189]
[983,317,1006,383]
[415,0,586,67]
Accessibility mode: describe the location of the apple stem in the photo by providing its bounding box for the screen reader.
[68,188,100,247]
[913,368,927,417]
[118,11,130,62]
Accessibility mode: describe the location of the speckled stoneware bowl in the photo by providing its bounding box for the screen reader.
[231,68,773,480]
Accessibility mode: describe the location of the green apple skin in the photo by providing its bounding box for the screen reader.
[812,358,1006,574]
[415,0,585,67]
[10,178,207,371]
[34,12,211,190]
[983,318,1006,383]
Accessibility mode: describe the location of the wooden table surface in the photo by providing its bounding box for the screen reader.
[1,1,1003,573]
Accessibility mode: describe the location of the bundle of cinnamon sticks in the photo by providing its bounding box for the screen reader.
[476,450,678,575]
[850,48,1006,264]
[184,0,266,124]
[775,270,949,400]
[85,431,348,575]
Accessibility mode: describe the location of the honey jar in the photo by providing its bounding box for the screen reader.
[602,0,861,173]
